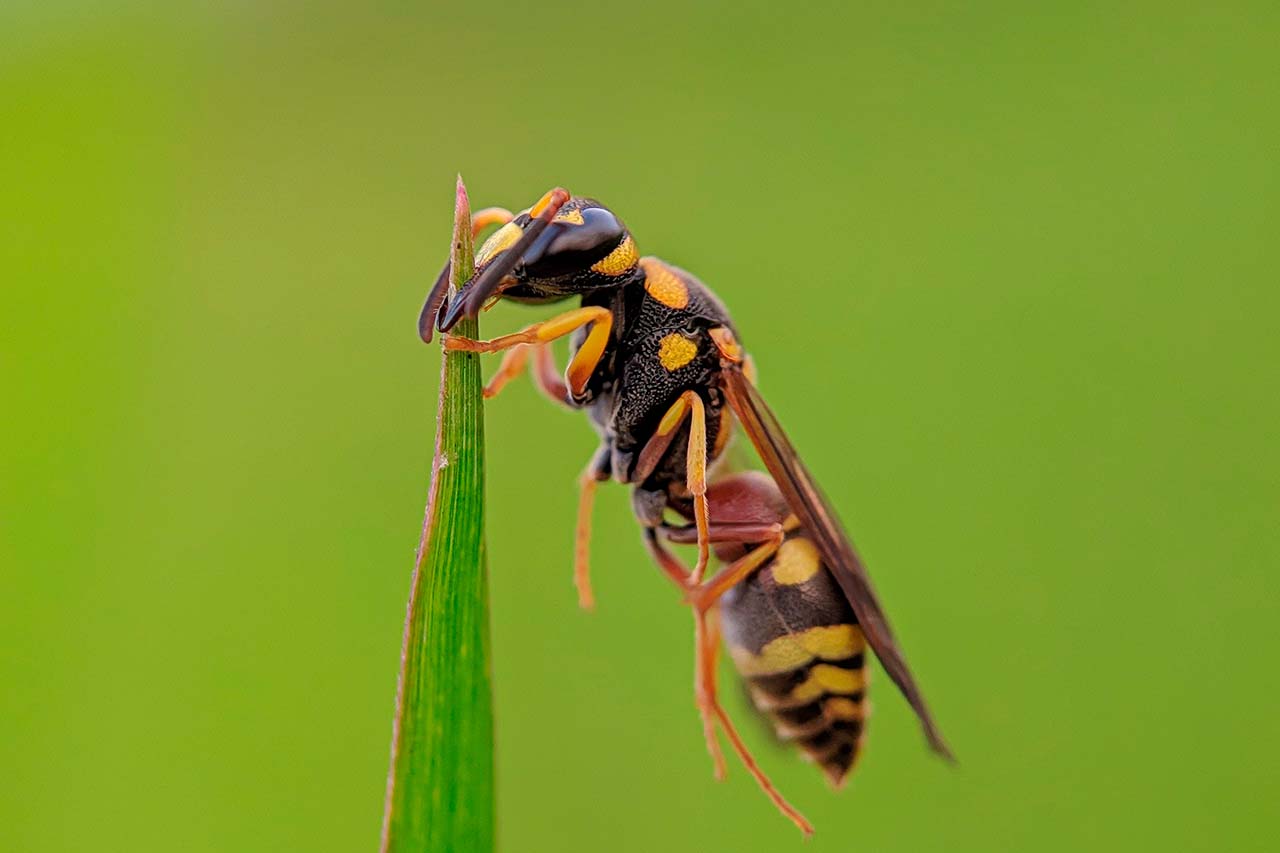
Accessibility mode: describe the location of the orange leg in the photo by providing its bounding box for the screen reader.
[482,346,528,399]
[700,614,813,836]
[686,532,783,612]
[644,526,811,835]
[661,520,786,547]
[443,306,612,399]
[645,528,726,779]
[631,391,711,582]
[568,448,611,611]
[532,344,569,402]
[481,343,571,408]
[643,528,695,591]
[645,524,784,606]
[574,468,600,610]
[694,607,729,782]
[684,394,710,585]
[471,206,513,239]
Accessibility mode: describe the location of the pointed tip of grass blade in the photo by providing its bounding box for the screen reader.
[451,177,473,297]
[382,178,492,853]
[454,176,470,245]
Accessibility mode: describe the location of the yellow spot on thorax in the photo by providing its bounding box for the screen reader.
[771,537,822,585]
[475,221,522,266]
[658,333,698,371]
[591,234,638,275]
[641,258,690,308]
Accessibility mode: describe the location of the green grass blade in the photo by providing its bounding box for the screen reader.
[381,176,493,853]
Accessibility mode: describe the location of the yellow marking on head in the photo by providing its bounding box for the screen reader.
[475,221,522,266]
[591,234,638,275]
[641,259,690,308]
[823,697,864,722]
[658,333,698,371]
[553,208,585,225]
[730,624,863,676]
[770,537,822,585]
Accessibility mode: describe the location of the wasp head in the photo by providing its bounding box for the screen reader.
[431,190,639,335]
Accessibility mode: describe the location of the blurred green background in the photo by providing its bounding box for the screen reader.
[4,2,1278,851]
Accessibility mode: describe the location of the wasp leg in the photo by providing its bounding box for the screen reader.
[482,346,529,399]
[684,393,711,584]
[574,448,610,611]
[533,344,570,403]
[443,306,611,399]
[648,524,785,616]
[631,391,694,485]
[470,206,514,238]
[630,390,711,581]
[687,533,783,613]
[481,343,572,408]
[694,607,729,783]
[642,526,810,833]
[661,520,787,546]
[643,528,727,779]
[699,604,814,836]
[642,527,695,589]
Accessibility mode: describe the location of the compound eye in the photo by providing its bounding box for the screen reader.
[523,206,627,278]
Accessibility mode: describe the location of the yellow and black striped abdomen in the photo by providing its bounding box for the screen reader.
[719,534,869,786]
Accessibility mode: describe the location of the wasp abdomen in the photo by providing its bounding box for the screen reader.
[719,534,870,787]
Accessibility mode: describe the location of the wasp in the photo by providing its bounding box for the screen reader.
[418,188,953,834]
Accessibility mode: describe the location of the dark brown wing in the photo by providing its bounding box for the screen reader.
[721,364,954,761]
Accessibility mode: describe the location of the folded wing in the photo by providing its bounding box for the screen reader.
[721,365,954,761]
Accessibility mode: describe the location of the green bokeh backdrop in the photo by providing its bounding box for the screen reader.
[4,3,1278,851]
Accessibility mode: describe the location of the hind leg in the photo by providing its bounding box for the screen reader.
[642,529,726,779]
[643,529,813,836]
